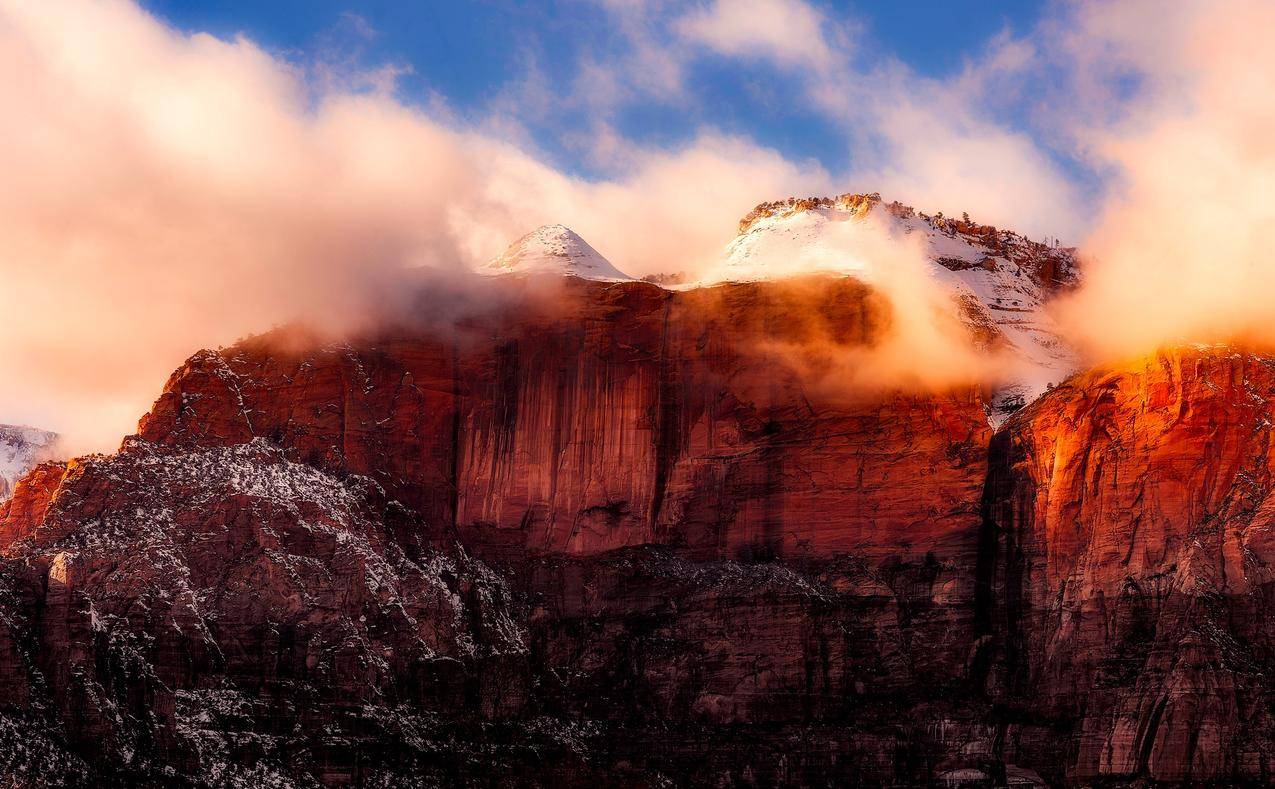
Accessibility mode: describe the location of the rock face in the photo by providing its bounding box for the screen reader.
[718,193,1080,423]
[0,425,61,501]
[134,277,988,571]
[978,347,1275,784]
[0,278,1270,786]
[0,438,540,785]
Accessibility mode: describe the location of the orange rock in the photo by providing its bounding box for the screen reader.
[981,347,1275,783]
[2,279,1271,785]
[0,460,68,548]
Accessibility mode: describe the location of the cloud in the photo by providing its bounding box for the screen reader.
[0,0,830,453]
[843,77,1090,242]
[579,0,1275,381]
[662,0,1089,239]
[674,0,843,71]
[1053,0,1275,360]
[594,0,688,100]
[709,212,1006,395]
[9,0,1268,459]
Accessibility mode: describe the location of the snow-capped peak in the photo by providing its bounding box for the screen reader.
[718,193,1077,289]
[0,424,62,500]
[483,224,633,282]
[709,192,1081,425]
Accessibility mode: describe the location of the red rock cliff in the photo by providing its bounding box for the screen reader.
[980,347,1275,783]
[0,281,1270,786]
[135,278,990,568]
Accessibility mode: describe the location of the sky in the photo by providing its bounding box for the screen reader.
[2,0,1275,452]
[141,1,1056,179]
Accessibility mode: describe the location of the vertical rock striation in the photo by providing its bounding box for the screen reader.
[979,347,1275,784]
[0,280,1270,785]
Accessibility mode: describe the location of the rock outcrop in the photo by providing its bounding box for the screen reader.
[0,279,1270,786]
[717,193,1081,423]
[978,347,1275,784]
[0,425,61,501]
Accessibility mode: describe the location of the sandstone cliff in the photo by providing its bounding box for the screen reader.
[979,347,1275,783]
[0,279,1269,786]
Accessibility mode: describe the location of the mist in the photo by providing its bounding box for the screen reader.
[700,208,1007,395]
[1055,0,1275,361]
[6,0,1274,456]
[0,0,829,452]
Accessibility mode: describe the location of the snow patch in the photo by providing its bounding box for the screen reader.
[482,224,633,281]
[0,424,61,501]
[700,194,1080,423]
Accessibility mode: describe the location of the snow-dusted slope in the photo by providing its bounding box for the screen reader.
[708,193,1080,423]
[0,424,61,500]
[483,224,633,281]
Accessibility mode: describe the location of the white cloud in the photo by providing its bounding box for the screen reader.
[1052,0,1275,361]
[663,0,1088,238]
[675,0,841,71]
[0,0,830,452]
[8,0,1266,454]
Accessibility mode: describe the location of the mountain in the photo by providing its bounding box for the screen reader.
[0,278,996,784]
[0,425,60,501]
[484,196,1076,423]
[0,272,1270,786]
[712,193,1080,421]
[482,224,634,281]
[981,346,1275,780]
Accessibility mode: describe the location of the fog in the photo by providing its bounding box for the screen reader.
[0,0,828,452]
[1055,0,1275,362]
[3,0,1274,454]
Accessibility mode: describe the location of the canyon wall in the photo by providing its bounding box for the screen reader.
[0,279,1270,786]
[979,348,1275,783]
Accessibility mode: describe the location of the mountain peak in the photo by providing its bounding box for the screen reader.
[737,192,888,234]
[731,192,1077,288]
[717,191,1082,423]
[484,224,633,281]
[0,424,61,501]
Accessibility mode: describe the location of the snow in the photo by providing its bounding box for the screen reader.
[481,196,1079,421]
[42,438,529,662]
[482,224,633,281]
[0,424,61,500]
[698,196,1080,423]
[713,202,894,282]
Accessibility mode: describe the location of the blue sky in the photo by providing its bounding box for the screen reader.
[115,0,1116,248]
[143,1,1058,183]
[5,0,1266,447]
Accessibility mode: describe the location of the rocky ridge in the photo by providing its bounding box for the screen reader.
[485,194,1080,424]
[0,252,1268,785]
[722,193,1080,421]
[0,425,61,501]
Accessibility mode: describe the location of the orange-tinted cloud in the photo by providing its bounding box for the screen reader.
[7,0,1268,458]
[1054,0,1275,362]
[0,0,830,453]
